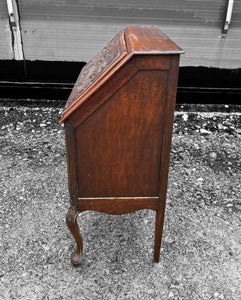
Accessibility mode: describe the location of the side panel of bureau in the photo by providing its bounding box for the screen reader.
[75,70,168,198]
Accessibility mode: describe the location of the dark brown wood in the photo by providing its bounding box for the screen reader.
[75,70,167,198]
[154,56,181,262]
[64,121,79,209]
[78,197,159,214]
[154,204,166,262]
[66,207,83,266]
[60,26,183,266]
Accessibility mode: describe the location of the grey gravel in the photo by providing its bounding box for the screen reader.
[0,104,241,300]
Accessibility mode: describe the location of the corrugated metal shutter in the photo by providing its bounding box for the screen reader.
[0,0,14,59]
[2,0,241,68]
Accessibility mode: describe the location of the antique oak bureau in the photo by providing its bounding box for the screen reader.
[59,26,183,266]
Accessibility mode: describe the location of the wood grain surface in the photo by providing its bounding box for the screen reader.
[75,70,167,197]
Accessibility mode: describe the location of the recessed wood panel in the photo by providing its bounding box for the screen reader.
[75,70,167,197]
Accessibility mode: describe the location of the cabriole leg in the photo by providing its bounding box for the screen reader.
[66,207,83,266]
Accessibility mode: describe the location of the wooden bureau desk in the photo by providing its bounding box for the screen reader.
[59,26,183,266]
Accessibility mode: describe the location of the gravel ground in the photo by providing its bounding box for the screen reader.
[0,103,241,300]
